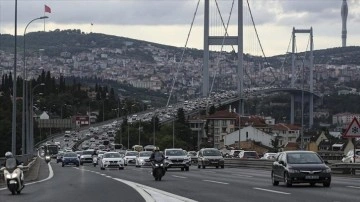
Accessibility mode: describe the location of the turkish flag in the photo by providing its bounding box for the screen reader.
[44,5,51,13]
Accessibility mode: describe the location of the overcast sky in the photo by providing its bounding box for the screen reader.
[0,0,359,56]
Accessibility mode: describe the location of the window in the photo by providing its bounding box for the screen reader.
[214,128,220,135]
[222,120,227,126]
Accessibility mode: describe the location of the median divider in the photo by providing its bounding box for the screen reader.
[224,158,360,176]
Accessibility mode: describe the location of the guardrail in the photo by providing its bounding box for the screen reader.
[224,158,360,175]
[224,158,274,170]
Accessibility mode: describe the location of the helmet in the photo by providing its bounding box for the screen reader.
[153,147,160,152]
[5,152,13,159]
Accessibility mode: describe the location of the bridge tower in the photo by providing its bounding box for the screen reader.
[290,27,314,128]
[203,0,244,115]
[341,0,348,47]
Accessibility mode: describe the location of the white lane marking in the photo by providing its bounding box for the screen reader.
[253,187,291,195]
[0,161,54,191]
[203,180,229,185]
[106,176,112,178]
[100,174,106,176]
[203,171,216,174]
[113,178,197,202]
[231,174,253,178]
[347,186,360,189]
[172,175,188,179]
[95,172,100,174]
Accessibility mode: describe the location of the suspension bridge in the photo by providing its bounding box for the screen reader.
[166,0,319,128]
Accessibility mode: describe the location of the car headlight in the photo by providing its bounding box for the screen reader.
[155,164,159,167]
[288,168,300,173]
[139,159,144,162]
[160,164,164,166]
[323,168,331,173]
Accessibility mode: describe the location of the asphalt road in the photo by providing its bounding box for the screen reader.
[2,159,360,202]
[0,159,145,202]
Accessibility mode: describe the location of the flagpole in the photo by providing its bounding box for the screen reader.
[43,8,45,32]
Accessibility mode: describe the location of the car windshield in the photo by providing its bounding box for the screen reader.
[166,150,186,156]
[287,153,323,164]
[203,150,221,156]
[83,151,94,155]
[126,152,138,156]
[64,153,77,157]
[139,152,152,157]
[104,153,121,158]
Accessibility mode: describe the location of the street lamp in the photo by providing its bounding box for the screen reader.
[29,83,45,155]
[22,16,49,155]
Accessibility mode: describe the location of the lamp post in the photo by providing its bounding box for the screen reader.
[22,16,48,155]
[29,83,44,154]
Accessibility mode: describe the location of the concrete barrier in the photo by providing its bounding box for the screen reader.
[224,158,360,176]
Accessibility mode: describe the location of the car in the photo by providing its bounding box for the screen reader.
[99,152,125,170]
[239,151,259,159]
[62,152,80,167]
[341,149,360,163]
[164,148,191,171]
[75,151,83,159]
[187,151,198,164]
[271,151,331,187]
[56,152,64,163]
[80,149,95,165]
[135,151,152,167]
[197,148,224,169]
[261,152,277,160]
[124,151,138,166]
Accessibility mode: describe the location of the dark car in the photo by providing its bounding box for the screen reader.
[197,148,224,169]
[62,152,80,167]
[271,151,331,187]
[56,152,64,163]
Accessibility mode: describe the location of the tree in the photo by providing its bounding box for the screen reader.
[176,108,186,124]
[209,105,216,115]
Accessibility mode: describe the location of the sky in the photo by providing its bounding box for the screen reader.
[0,0,360,56]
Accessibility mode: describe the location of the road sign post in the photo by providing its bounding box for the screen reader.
[342,117,360,174]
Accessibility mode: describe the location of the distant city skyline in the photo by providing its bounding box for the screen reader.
[1,0,360,56]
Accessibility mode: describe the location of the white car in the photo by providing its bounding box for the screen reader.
[135,151,152,167]
[100,152,125,170]
[124,151,138,166]
[261,153,277,160]
[342,149,360,163]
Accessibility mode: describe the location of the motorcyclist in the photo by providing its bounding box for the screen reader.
[3,152,24,188]
[149,147,165,176]
[149,147,164,162]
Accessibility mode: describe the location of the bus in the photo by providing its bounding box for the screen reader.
[144,145,156,151]
[44,144,59,158]
[132,145,143,152]
[110,143,123,152]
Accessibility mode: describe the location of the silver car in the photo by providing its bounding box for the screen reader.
[135,151,152,167]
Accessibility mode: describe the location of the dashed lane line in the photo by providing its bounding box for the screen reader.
[202,180,229,185]
[347,186,360,189]
[172,175,188,179]
[253,187,291,195]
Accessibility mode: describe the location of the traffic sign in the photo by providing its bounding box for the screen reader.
[343,117,360,138]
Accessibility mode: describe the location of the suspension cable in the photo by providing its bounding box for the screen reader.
[165,0,200,107]
[246,0,277,85]
[209,0,235,95]
[279,34,293,83]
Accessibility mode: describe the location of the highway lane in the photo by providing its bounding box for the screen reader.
[0,160,145,202]
[81,165,360,202]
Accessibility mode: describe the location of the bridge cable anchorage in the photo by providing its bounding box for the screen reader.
[208,0,235,98]
[165,0,200,107]
[246,0,277,86]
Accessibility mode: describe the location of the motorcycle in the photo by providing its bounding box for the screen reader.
[45,155,51,163]
[93,156,98,167]
[148,157,166,181]
[0,158,25,195]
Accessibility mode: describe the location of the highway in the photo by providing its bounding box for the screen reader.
[2,160,360,202]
